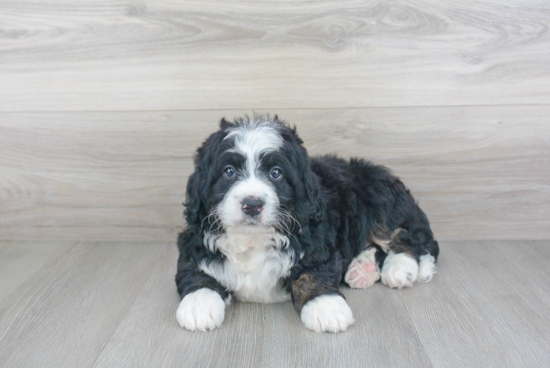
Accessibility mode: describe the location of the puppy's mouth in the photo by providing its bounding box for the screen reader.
[239,217,264,226]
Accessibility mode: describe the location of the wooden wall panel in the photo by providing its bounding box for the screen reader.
[1,0,549,241]
[1,106,549,241]
[1,0,550,111]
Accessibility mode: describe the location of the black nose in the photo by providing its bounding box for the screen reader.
[241,197,265,217]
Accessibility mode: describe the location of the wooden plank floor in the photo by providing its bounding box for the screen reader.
[0,241,549,367]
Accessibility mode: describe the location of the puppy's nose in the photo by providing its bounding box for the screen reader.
[241,197,264,217]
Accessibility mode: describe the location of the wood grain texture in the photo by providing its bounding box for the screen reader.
[1,0,550,111]
[399,242,550,367]
[0,241,165,368]
[0,241,75,302]
[93,244,268,368]
[1,106,549,241]
[1,241,549,367]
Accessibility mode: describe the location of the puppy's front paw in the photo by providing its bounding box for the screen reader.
[300,295,354,333]
[176,288,225,331]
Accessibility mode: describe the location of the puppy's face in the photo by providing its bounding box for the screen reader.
[213,121,293,229]
[187,117,307,235]
[185,116,323,235]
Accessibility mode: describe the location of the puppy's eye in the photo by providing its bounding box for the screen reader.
[270,167,282,180]
[224,166,236,178]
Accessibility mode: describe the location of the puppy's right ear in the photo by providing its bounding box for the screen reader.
[183,171,203,226]
[184,123,228,226]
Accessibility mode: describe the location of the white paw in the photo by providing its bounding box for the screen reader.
[176,288,225,331]
[300,295,355,333]
[418,254,436,282]
[381,252,419,289]
[345,247,380,289]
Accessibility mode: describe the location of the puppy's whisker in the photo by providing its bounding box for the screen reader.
[278,207,302,232]
[203,206,225,235]
[210,217,224,235]
[202,207,221,228]
[201,212,214,230]
[274,214,291,232]
[272,207,301,236]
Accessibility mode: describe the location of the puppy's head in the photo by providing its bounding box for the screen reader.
[184,115,323,234]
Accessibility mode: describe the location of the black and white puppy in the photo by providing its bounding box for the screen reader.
[175,115,439,333]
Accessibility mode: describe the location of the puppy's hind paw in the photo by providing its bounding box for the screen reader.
[300,295,354,333]
[345,247,380,289]
[176,288,225,331]
[417,254,436,283]
[381,252,419,289]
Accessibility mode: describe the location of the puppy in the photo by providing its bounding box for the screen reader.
[175,115,439,333]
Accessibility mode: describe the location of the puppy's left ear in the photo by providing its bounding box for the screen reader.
[296,163,325,224]
[281,125,325,224]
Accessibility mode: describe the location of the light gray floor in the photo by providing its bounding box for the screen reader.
[0,241,549,368]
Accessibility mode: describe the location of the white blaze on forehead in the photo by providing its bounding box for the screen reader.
[224,120,283,176]
[218,118,283,227]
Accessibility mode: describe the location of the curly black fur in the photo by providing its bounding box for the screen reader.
[175,116,439,313]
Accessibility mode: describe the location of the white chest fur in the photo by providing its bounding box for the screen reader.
[199,227,295,303]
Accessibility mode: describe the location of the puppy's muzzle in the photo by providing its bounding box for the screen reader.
[241,197,264,218]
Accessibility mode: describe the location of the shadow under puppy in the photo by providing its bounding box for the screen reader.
[175,115,439,333]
